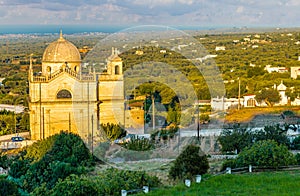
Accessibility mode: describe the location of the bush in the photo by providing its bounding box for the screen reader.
[122,137,154,151]
[295,153,300,165]
[0,178,20,196]
[20,132,95,193]
[93,168,161,195]
[254,125,290,148]
[101,123,126,141]
[218,125,253,153]
[223,140,296,169]
[9,158,30,178]
[169,145,209,180]
[218,124,291,154]
[49,175,99,196]
[291,136,300,150]
[0,153,10,169]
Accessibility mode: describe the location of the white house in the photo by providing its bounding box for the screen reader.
[211,97,242,111]
[291,67,300,79]
[265,65,288,73]
[215,46,226,51]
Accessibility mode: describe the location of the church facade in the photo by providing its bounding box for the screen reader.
[28,32,126,142]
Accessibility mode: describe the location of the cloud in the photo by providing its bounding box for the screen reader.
[0,0,299,27]
[236,6,244,13]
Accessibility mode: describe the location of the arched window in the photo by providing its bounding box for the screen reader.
[115,65,120,75]
[74,66,78,72]
[47,66,51,72]
[57,89,72,99]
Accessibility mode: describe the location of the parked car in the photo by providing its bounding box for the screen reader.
[114,134,136,144]
[11,136,24,142]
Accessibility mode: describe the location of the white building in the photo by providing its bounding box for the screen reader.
[291,67,300,79]
[211,97,242,111]
[277,81,288,105]
[215,46,226,51]
[265,65,288,73]
[243,95,257,107]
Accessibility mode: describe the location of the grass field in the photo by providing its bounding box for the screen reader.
[136,170,300,196]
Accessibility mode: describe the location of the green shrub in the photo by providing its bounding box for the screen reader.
[0,178,20,196]
[49,175,98,196]
[8,158,30,178]
[93,168,161,195]
[122,137,154,151]
[169,145,209,180]
[291,136,300,150]
[0,153,10,169]
[20,132,94,193]
[218,125,253,153]
[24,134,57,161]
[295,153,300,165]
[254,125,290,148]
[225,140,296,169]
[218,124,291,154]
[101,123,126,141]
[151,126,178,141]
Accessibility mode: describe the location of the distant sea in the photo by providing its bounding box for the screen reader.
[0,24,128,35]
[0,24,292,35]
[0,24,228,35]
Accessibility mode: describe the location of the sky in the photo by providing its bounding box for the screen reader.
[0,0,300,28]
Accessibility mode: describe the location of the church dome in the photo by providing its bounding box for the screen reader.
[42,31,81,63]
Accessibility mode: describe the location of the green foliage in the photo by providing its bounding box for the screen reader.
[0,153,10,169]
[0,178,20,196]
[101,123,126,141]
[254,125,290,147]
[223,140,296,169]
[292,136,300,150]
[295,153,300,165]
[48,175,99,196]
[151,125,178,140]
[218,124,253,153]
[0,111,29,136]
[169,145,209,180]
[255,88,280,107]
[45,132,94,167]
[93,168,161,195]
[8,158,30,178]
[19,132,94,193]
[218,124,291,153]
[24,134,57,161]
[200,114,209,123]
[122,137,154,151]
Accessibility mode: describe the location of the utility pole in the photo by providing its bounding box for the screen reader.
[197,100,200,141]
[42,107,45,139]
[152,94,155,131]
[69,112,71,133]
[238,77,241,110]
[39,82,42,139]
[91,114,94,155]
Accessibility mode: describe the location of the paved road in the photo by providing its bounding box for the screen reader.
[0,132,29,142]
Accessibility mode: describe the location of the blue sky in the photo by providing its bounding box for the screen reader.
[0,0,299,27]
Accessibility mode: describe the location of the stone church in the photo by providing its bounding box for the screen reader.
[28,32,126,142]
